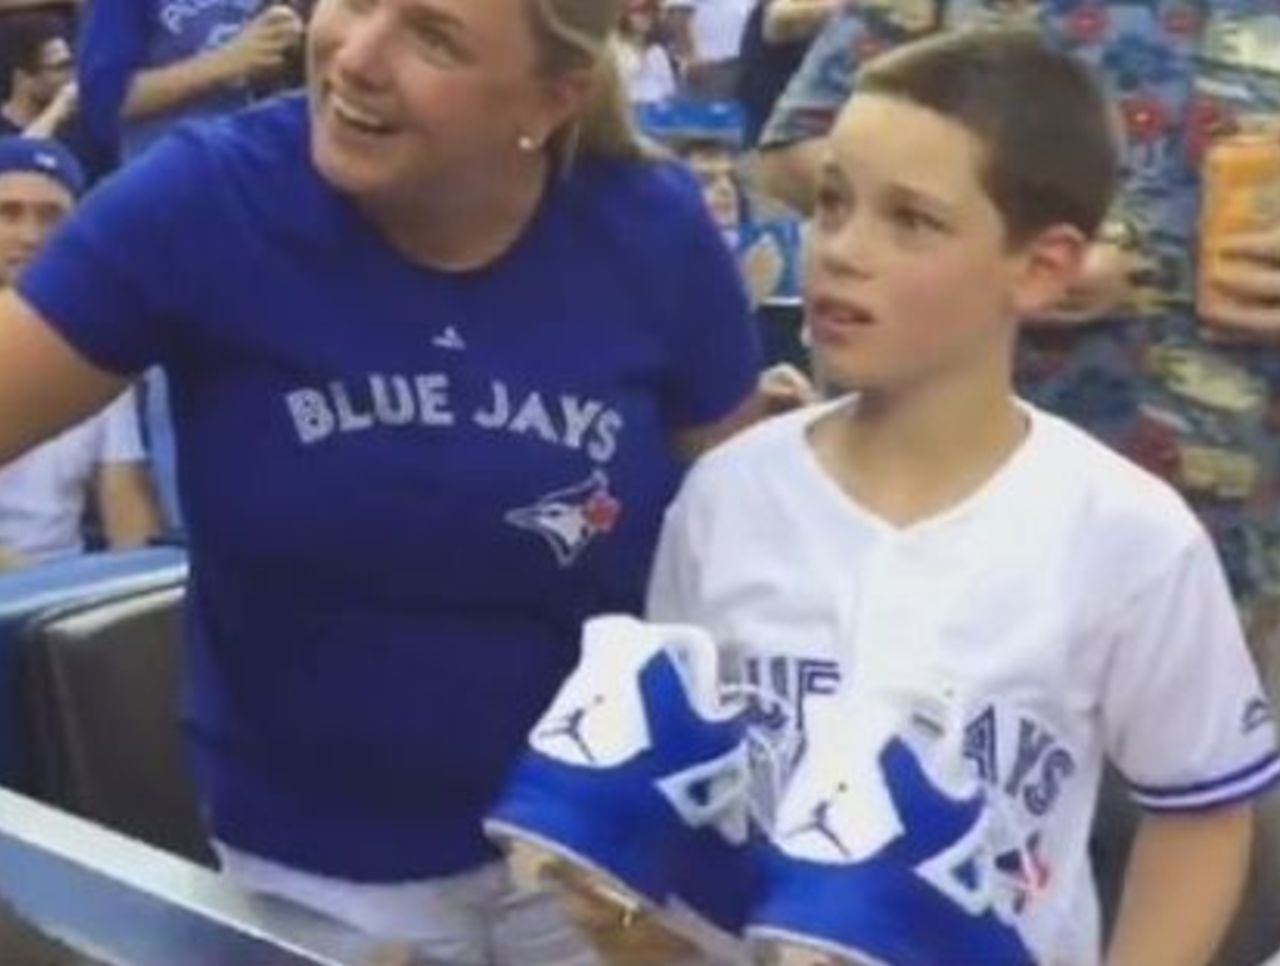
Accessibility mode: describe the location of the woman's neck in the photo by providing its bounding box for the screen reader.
[361,154,551,272]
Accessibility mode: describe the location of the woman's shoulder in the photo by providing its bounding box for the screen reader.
[148,93,345,245]
[174,93,313,182]
[566,154,708,226]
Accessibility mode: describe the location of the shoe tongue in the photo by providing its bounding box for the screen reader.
[658,623,724,720]
[580,614,668,671]
[579,615,726,720]
[894,689,978,798]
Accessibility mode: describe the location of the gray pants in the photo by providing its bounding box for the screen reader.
[220,850,599,966]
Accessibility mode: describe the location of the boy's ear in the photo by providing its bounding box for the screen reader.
[1010,223,1091,318]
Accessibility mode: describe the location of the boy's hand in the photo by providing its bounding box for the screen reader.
[1200,226,1280,342]
[1028,241,1135,326]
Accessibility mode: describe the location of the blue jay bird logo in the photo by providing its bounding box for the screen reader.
[1243,697,1273,735]
[506,470,622,567]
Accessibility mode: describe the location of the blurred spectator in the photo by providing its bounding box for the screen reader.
[0,136,159,568]
[77,0,304,161]
[0,9,117,182]
[668,130,802,315]
[616,0,677,105]
[736,0,834,147]
[74,0,303,540]
[0,12,75,139]
[662,0,754,100]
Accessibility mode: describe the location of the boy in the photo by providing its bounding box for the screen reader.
[755,0,1280,655]
[639,29,1277,965]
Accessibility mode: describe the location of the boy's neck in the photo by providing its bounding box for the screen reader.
[810,364,1027,529]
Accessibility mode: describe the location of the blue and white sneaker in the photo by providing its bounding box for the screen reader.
[748,691,1036,966]
[484,614,751,917]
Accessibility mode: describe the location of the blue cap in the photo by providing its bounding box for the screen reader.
[0,136,85,197]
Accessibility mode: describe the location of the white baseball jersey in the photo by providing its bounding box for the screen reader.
[647,399,1280,965]
[0,390,145,562]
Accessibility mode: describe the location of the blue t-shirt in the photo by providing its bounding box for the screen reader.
[77,0,260,158]
[19,94,760,880]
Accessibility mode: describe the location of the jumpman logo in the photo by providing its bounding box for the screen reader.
[783,781,851,858]
[536,695,605,763]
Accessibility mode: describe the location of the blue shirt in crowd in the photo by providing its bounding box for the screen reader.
[77,0,260,158]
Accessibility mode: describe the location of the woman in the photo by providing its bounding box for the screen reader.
[0,0,762,960]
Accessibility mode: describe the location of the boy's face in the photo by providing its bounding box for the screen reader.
[806,94,1082,393]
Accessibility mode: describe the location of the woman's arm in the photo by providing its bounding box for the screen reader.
[0,290,129,467]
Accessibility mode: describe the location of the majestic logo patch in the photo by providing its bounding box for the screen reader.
[1243,697,1273,735]
[433,326,466,351]
[506,470,622,567]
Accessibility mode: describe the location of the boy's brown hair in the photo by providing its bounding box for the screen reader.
[857,28,1121,245]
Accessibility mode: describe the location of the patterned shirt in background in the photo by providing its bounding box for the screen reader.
[761,0,1280,627]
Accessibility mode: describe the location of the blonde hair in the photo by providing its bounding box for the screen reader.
[526,0,654,170]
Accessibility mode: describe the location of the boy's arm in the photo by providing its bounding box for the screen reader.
[1107,805,1253,966]
[1102,531,1279,964]
[95,460,162,549]
[93,390,161,549]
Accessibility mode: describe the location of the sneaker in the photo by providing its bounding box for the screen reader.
[484,614,751,915]
[748,690,1036,966]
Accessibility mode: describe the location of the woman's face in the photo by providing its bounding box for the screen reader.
[307,0,579,203]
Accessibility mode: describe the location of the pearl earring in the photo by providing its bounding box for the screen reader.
[517,134,539,153]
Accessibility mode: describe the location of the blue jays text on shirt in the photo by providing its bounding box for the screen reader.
[284,374,624,463]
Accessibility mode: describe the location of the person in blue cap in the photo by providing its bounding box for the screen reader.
[0,0,763,960]
[0,136,83,203]
[0,137,159,568]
